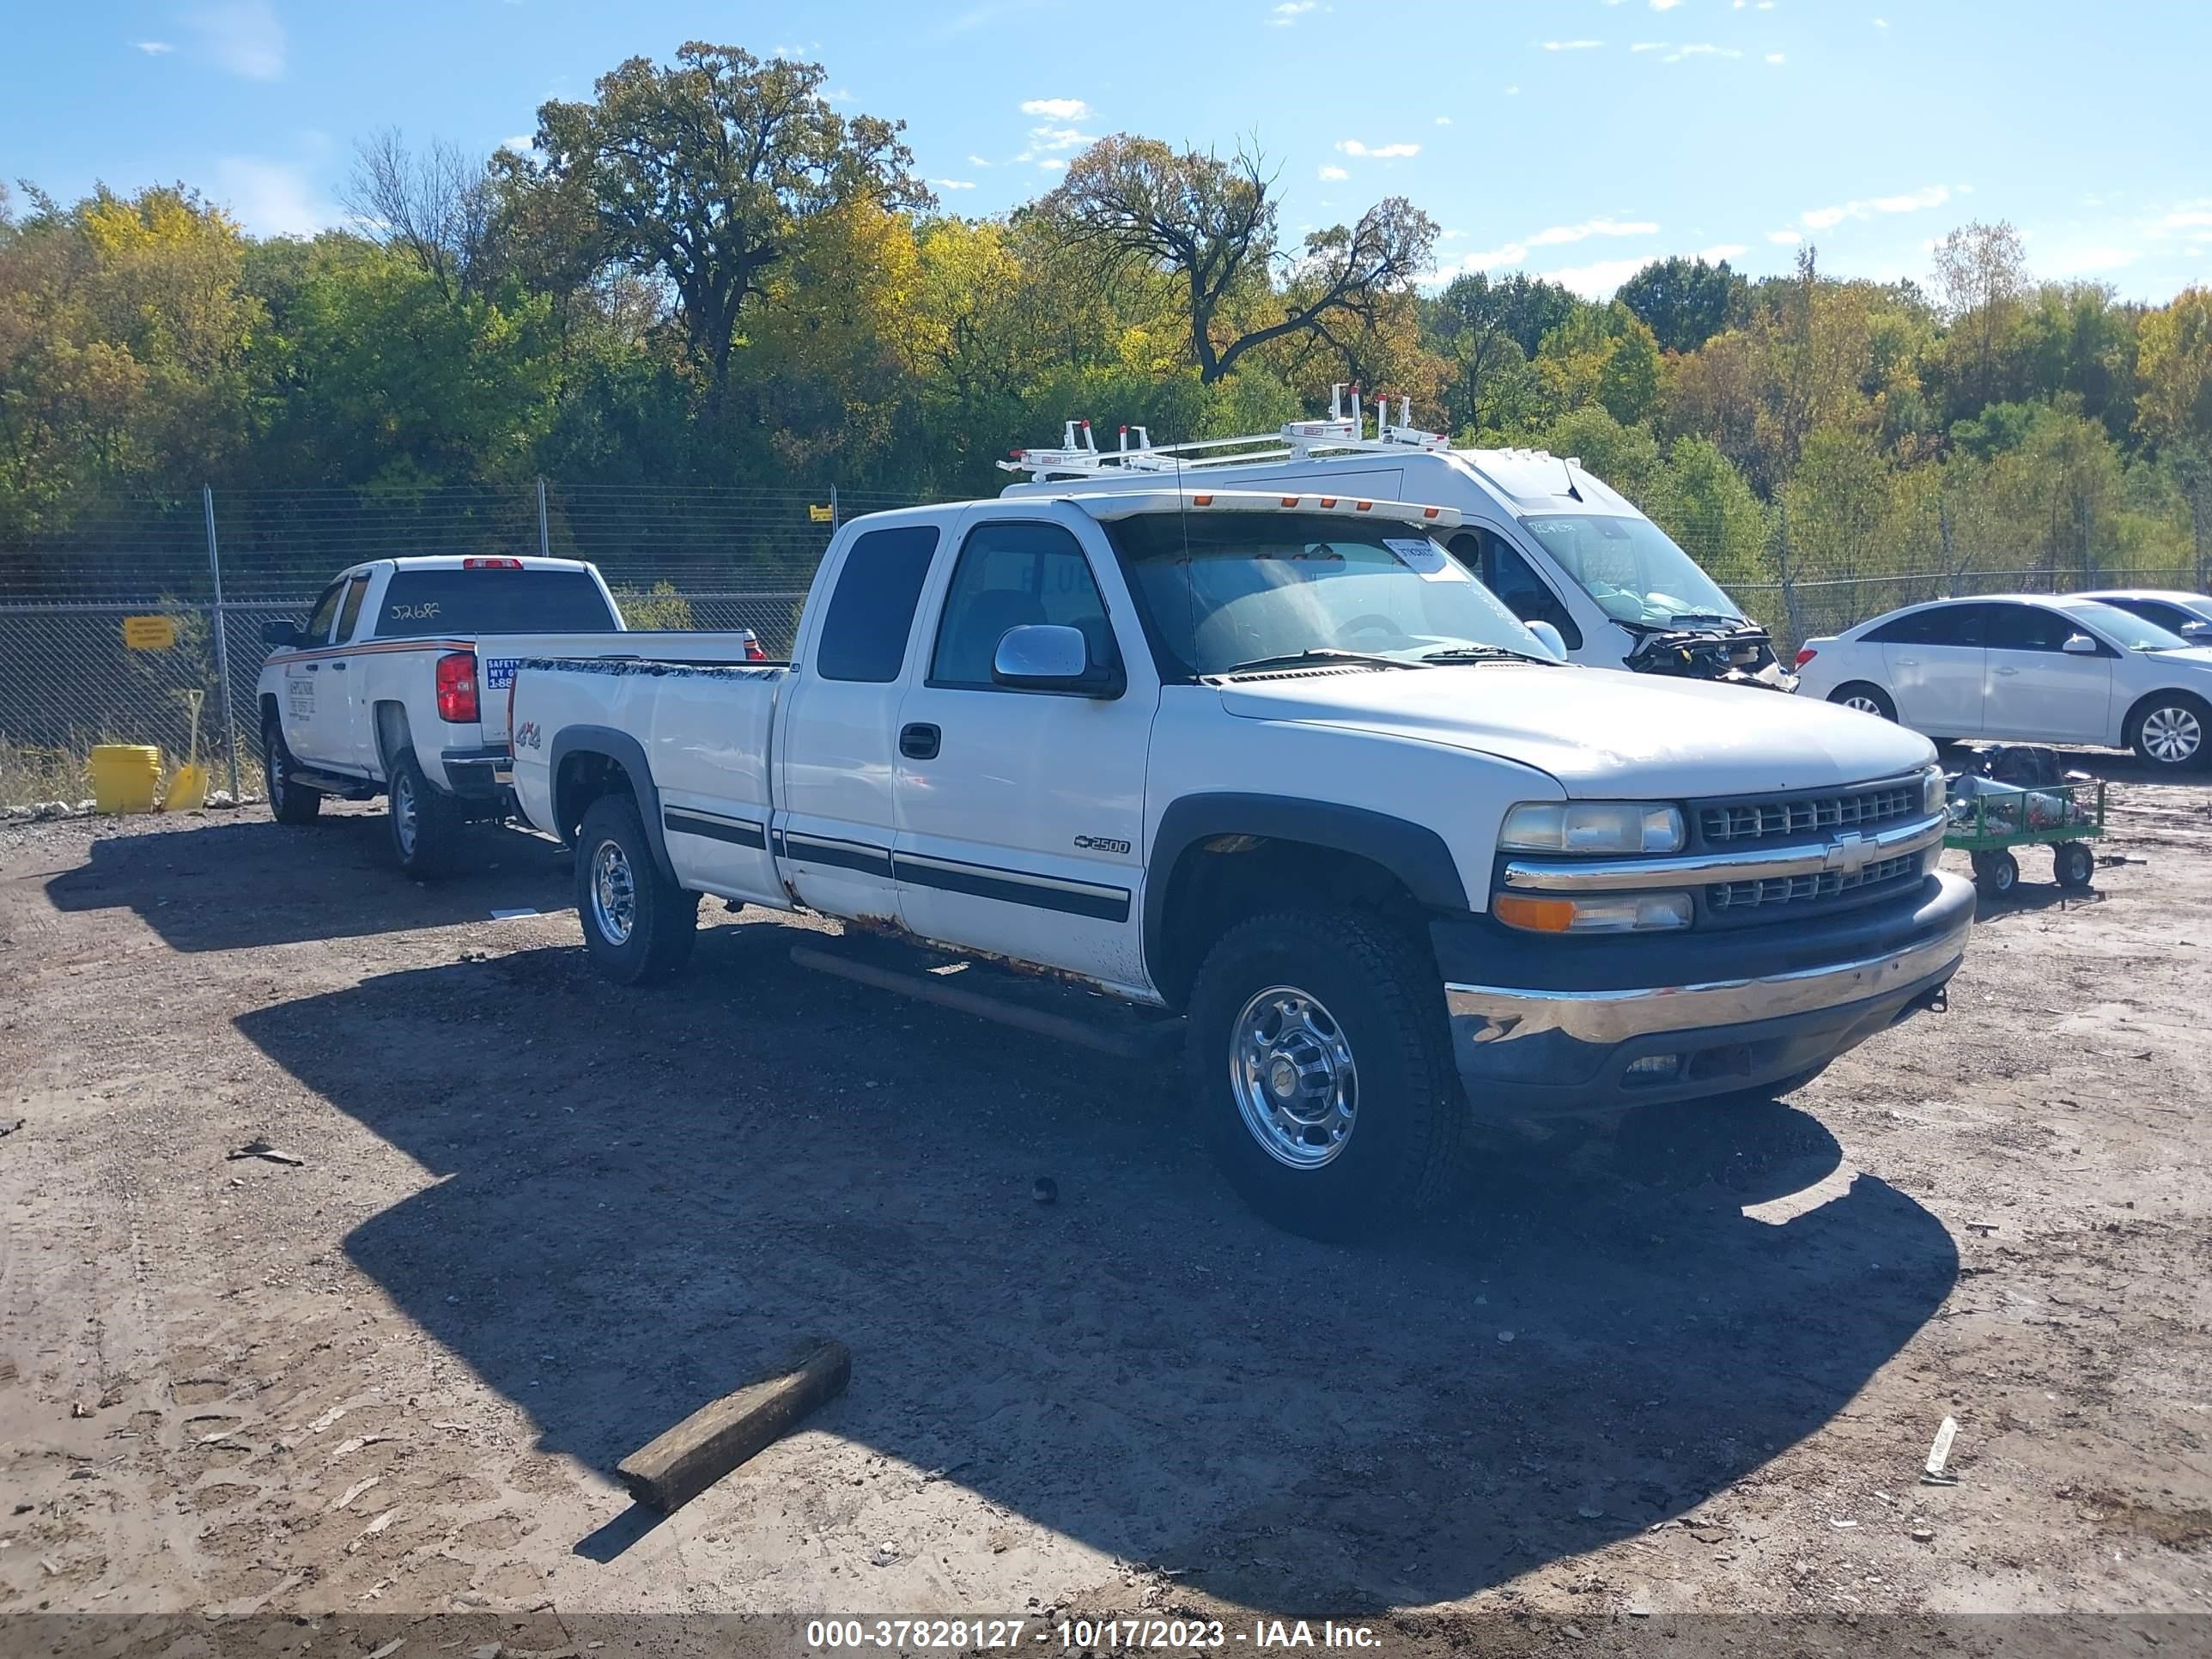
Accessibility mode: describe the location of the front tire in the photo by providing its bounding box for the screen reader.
[1829,682,1898,722]
[387,748,464,878]
[262,720,321,825]
[1972,848,2019,898]
[2130,693,2207,771]
[1186,908,1462,1242]
[575,794,698,985]
[2054,841,2095,889]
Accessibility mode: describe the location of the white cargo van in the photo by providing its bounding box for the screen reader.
[1000,393,1794,692]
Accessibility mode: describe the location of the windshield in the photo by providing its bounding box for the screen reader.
[2069,601,2192,652]
[1103,512,1552,678]
[1520,513,1745,629]
[373,568,619,639]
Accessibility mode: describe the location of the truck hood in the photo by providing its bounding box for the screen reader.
[1217,665,1934,795]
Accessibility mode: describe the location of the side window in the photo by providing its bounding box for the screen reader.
[930,521,1115,690]
[1449,530,1583,649]
[334,575,370,642]
[1988,604,2075,653]
[813,526,940,684]
[303,581,346,643]
[1870,604,1985,647]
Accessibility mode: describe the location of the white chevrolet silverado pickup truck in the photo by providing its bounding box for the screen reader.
[507,490,1974,1237]
[254,554,759,874]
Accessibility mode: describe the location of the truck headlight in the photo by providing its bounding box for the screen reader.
[1499,800,1686,855]
[1920,763,1946,815]
[1492,891,1694,933]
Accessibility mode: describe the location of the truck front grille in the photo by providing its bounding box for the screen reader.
[1698,780,1919,847]
[1705,852,1921,915]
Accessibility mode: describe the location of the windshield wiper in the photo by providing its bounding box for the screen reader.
[1419,644,1556,665]
[1211,648,1421,677]
[1668,611,1750,628]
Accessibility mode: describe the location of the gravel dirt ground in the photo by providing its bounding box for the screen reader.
[0,761,2208,1647]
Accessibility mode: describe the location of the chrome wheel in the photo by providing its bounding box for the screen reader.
[590,837,636,945]
[1843,692,1887,716]
[392,772,416,855]
[1231,984,1358,1170]
[265,742,285,799]
[2140,704,2202,765]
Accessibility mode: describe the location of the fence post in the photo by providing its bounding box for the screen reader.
[537,477,550,558]
[830,483,839,532]
[202,485,243,802]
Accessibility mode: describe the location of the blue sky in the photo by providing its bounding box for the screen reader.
[6,1,2207,301]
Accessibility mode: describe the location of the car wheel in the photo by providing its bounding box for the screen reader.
[1828,682,1898,722]
[1971,848,2019,899]
[575,793,698,985]
[387,748,464,878]
[262,719,322,825]
[1186,908,1462,1242]
[2053,841,2095,890]
[2130,693,2207,771]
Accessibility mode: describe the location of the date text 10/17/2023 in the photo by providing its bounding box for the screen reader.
[803,1620,1383,1651]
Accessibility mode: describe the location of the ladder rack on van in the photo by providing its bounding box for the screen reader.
[999,386,1453,478]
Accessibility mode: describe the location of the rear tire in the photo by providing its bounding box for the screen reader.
[2129,692,2207,771]
[262,720,322,825]
[387,748,465,878]
[575,794,698,985]
[1971,848,2019,898]
[1829,682,1898,722]
[2054,841,2095,890]
[1186,908,1462,1243]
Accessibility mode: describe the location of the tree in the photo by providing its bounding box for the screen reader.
[1048,136,1437,384]
[1931,220,2029,412]
[2134,287,2212,582]
[526,44,927,404]
[1617,256,1747,355]
[342,129,495,300]
[1647,436,1766,586]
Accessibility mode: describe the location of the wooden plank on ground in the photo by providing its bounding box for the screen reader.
[616,1340,852,1512]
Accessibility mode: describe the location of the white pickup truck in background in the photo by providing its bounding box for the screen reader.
[254,554,761,874]
[506,490,1974,1238]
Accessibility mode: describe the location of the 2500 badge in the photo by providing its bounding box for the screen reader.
[1073,835,1131,855]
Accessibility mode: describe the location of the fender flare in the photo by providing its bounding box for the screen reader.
[1143,792,1470,988]
[547,724,678,886]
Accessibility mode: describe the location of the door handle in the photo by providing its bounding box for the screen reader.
[1895,657,1918,666]
[898,722,940,761]
[303,662,319,672]
[1992,666,2019,677]
[330,660,347,672]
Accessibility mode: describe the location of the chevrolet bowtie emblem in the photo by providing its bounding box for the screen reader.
[1823,830,1872,876]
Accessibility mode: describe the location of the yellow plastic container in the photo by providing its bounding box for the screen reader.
[89,744,162,814]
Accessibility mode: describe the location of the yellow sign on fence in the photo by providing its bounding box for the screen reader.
[121,615,177,651]
[807,503,835,524]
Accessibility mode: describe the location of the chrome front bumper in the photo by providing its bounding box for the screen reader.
[1440,871,1973,1116]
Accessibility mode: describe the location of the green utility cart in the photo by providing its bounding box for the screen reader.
[1945,778,2106,897]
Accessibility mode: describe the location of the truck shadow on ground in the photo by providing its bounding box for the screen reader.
[42,812,572,951]
[234,916,1958,1613]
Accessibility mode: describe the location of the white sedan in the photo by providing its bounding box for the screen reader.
[2071,588,2212,644]
[1793,593,2212,771]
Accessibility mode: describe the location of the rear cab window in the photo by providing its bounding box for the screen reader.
[813,526,941,682]
[1866,604,1987,647]
[374,568,619,639]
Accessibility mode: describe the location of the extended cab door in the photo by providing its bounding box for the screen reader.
[772,519,948,921]
[279,578,349,765]
[890,512,1157,991]
[327,572,377,773]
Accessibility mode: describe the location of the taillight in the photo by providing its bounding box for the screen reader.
[744,635,767,663]
[1794,647,1818,668]
[436,652,480,722]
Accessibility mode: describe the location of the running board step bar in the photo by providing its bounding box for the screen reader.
[789,941,1184,1062]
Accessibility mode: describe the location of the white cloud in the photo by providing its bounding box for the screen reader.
[1801,183,1948,229]
[1505,83,1520,94]
[2154,205,2212,234]
[1663,42,1743,60]
[1631,41,1666,52]
[1543,255,1657,298]
[823,86,855,103]
[1698,243,1748,261]
[133,39,175,54]
[1435,115,1453,125]
[1036,157,1067,172]
[1872,14,1887,24]
[1336,138,1420,159]
[1019,97,1091,119]
[1766,228,1802,244]
[1650,0,1683,9]
[932,178,978,191]
[185,2,284,80]
[2041,246,2140,275]
[1016,125,1095,161]
[1270,0,1320,21]
[1765,52,1785,63]
[967,154,994,167]
[213,157,333,238]
[1528,216,1660,247]
[1318,164,1349,181]
[1541,40,1605,50]
[501,133,535,153]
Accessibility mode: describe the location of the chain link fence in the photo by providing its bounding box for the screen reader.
[0,479,2198,806]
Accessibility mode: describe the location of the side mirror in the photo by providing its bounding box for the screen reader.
[2061,633,2099,654]
[1525,620,1569,660]
[2179,619,2209,638]
[992,623,1120,696]
[262,618,305,649]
